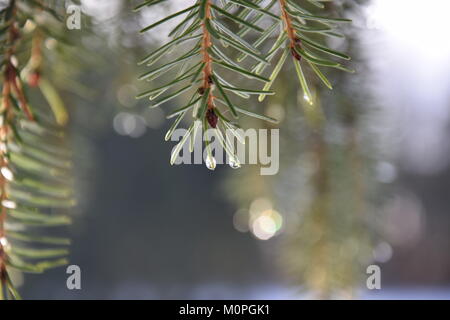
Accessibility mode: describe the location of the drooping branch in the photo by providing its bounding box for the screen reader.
[136,0,294,167]
[0,0,17,280]
[257,0,353,103]
[0,0,20,298]
[0,0,75,300]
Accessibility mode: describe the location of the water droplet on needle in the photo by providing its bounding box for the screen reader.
[229,157,241,169]
[205,155,216,170]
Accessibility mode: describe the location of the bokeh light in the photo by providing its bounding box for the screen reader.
[113,112,147,138]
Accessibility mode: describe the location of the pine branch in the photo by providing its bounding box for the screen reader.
[136,0,352,168]
[0,0,74,300]
[257,0,352,103]
[136,0,281,169]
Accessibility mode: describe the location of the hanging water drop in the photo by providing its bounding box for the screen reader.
[205,155,216,170]
[229,157,241,169]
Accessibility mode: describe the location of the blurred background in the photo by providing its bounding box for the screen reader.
[18,0,450,299]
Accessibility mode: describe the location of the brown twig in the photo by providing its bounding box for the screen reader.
[200,0,218,128]
[279,0,302,60]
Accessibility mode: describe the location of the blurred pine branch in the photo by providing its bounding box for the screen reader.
[0,0,75,299]
[224,0,379,298]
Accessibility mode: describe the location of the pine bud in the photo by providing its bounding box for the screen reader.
[206,108,218,128]
[291,47,302,61]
